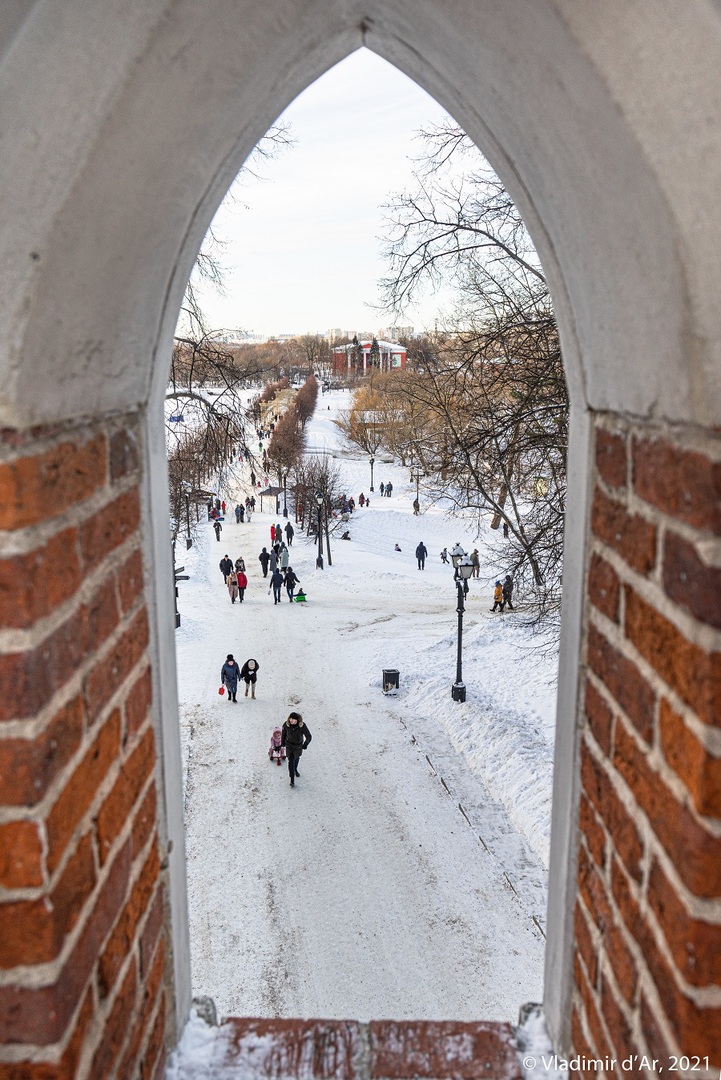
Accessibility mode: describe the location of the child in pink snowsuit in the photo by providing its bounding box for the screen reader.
[268,726,286,765]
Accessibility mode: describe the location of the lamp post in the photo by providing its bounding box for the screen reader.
[450,546,474,702]
[369,456,375,492]
[315,490,324,569]
[282,470,288,518]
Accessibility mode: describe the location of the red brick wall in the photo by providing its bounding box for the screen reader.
[0,416,169,1079]
[573,415,721,1075]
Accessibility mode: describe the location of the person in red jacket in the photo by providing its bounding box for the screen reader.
[237,569,248,602]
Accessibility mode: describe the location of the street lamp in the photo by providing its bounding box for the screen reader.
[315,490,324,569]
[282,469,288,518]
[450,546,474,702]
[369,456,375,492]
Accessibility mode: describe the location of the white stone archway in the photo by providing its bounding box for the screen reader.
[2,0,721,1064]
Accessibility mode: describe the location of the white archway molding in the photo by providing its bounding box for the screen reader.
[2,0,721,1054]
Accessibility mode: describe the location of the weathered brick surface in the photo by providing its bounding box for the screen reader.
[96,725,156,865]
[624,585,721,728]
[587,624,655,744]
[83,606,149,721]
[632,436,721,536]
[659,698,721,816]
[0,435,107,531]
[0,820,44,889]
[0,831,95,969]
[591,487,657,576]
[125,665,152,740]
[79,488,140,573]
[574,417,721,1070]
[0,528,82,629]
[0,695,85,807]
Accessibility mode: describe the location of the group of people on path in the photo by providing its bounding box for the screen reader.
[378,481,393,497]
[219,554,248,603]
[491,576,515,612]
[234,496,256,523]
[220,654,259,700]
[258,541,304,603]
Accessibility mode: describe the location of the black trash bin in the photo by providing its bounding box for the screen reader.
[382,669,400,694]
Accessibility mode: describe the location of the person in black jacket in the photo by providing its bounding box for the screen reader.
[219,554,233,581]
[285,521,294,546]
[220,654,239,702]
[284,567,299,602]
[415,541,428,569]
[240,658,259,698]
[258,547,270,578]
[270,567,284,603]
[281,712,312,786]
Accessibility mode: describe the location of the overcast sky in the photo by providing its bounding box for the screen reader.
[196,49,454,338]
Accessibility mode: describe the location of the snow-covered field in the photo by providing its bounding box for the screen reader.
[174,390,557,1025]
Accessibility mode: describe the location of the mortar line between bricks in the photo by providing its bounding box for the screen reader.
[356,1021,371,1080]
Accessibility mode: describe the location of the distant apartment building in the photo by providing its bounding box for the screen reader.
[378,325,414,341]
[331,339,407,376]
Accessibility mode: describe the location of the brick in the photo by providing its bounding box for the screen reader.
[139,885,164,978]
[573,955,615,1069]
[591,487,657,576]
[585,680,614,757]
[0,838,131,1045]
[124,666,152,741]
[109,427,140,482]
[613,718,721,898]
[118,547,144,615]
[0,584,119,724]
[219,1019,364,1077]
[647,857,721,988]
[587,623,655,744]
[0,528,82,629]
[602,921,638,1007]
[96,726,156,865]
[98,843,159,999]
[0,695,85,807]
[79,489,140,574]
[579,790,606,870]
[372,1020,523,1080]
[571,1005,597,1064]
[0,832,95,969]
[632,436,721,536]
[575,899,599,987]
[663,530,721,631]
[0,820,43,888]
[0,435,108,531]
[639,993,676,1066]
[613,861,721,1064]
[45,709,121,874]
[91,957,138,1079]
[659,698,721,816]
[581,742,644,883]
[599,974,635,1063]
[118,941,165,1080]
[624,586,721,728]
[140,1005,165,1080]
[0,988,94,1079]
[588,552,621,623]
[132,783,157,860]
[596,428,627,491]
[83,607,149,721]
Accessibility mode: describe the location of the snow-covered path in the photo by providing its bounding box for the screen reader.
[175,392,552,1024]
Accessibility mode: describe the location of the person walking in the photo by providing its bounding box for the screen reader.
[227,570,239,603]
[386,481,393,497]
[258,547,270,577]
[359,492,365,507]
[235,504,242,523]
[279,544,290,570]
[213,519,222,542]
[281,711,312,787]
[503,574,515,611]
[220,654,240,701]
[270,524,277,544]
[221,500,226,515]
[415,541,428,570]
[238,503,245,523]
[240,658,259,698]
[490,581,505,613]
[285,521,294,546]
[270,566,284,604]
[235,556,246,574]
[470,549,480,578]
[275,524,283,546]
[284,566,299,602]
[412,497,420,515]
[237,569,248,602]
[379,482,385,497]
[219,554,233,582]
[269,548,279,573]
[440,548,449,564]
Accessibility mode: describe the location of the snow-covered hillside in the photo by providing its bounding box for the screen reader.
[174,389,556,1023]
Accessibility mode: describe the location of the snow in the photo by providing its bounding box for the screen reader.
[173,389,557,1028]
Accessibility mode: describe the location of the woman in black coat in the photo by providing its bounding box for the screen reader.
[220,654,239,701]
[281,712,312,786]
[240,658,259,698]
